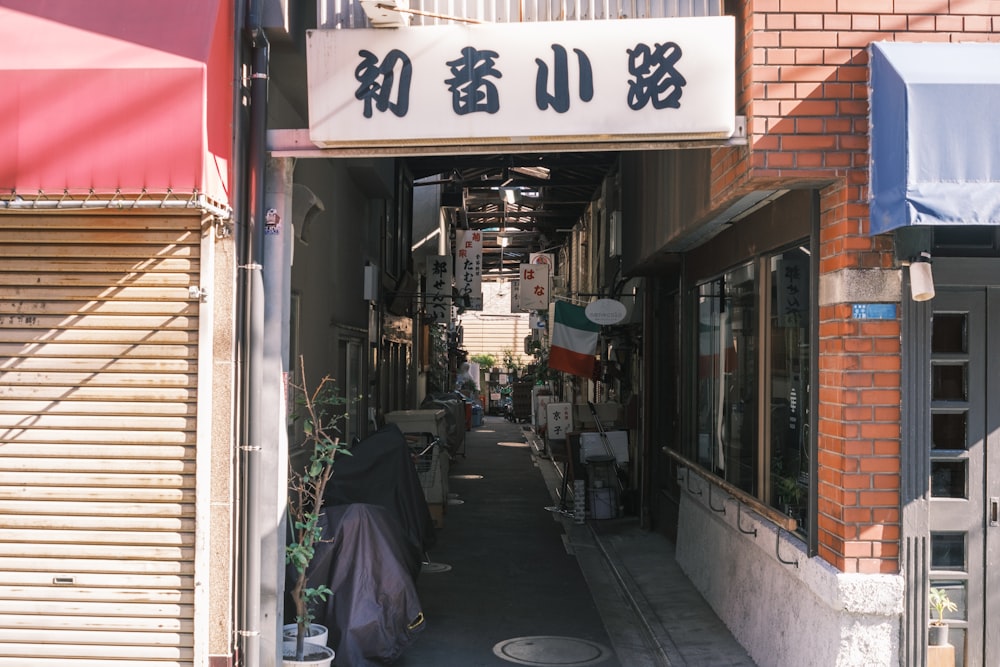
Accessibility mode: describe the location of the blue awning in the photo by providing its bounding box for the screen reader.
[868,42,1000,235]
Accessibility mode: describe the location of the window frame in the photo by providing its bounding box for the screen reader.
[678,189,818,551]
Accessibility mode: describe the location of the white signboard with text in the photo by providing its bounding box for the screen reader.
[307,17,735,148]
[425,255,452,322]
[455,229,483,310]
[518,263,549,311]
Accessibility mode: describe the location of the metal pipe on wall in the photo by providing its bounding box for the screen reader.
[235,0,269,664]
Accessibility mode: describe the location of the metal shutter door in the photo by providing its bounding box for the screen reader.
[0,214,201,666]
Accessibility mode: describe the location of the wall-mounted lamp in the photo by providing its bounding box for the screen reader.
[908,251,935,301]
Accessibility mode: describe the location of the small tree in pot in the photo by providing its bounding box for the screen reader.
[928,587,957,647]
[285,361,351,664]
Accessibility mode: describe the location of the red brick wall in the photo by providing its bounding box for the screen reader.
[710,1,999,573]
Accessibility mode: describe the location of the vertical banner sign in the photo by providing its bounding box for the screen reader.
[510,279,524,313]
[455,229,483,310]
[518,263,549,310]
[529,252,554,298]
[777,255,809,317]
[425,255,453,322]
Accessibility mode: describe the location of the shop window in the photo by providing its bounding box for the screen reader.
[695,263,757,493]
[691,243,811,533]
[767,247,811,528]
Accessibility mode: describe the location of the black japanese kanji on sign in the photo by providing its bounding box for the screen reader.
[354,48,413,118]
[626,41,686,110]
[535,44,593,113]
[444,47,502,115]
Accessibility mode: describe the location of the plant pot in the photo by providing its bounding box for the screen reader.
[928,623,949,646]
[282,640,335,667]
[282,623,329,648]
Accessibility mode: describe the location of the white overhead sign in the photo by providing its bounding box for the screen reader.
[306,16,735,148]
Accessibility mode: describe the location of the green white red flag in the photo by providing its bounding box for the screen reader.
[548,300,599,378]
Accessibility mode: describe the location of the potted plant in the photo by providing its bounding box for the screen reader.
[928,587,957,646]
[774,473,803,516]
[283,361,351,666]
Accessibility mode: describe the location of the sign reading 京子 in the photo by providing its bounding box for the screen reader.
[585,298,627,325]
[306,16,736,148]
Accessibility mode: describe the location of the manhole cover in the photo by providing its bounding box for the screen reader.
[421,562,452,574]
[493,636,611,666]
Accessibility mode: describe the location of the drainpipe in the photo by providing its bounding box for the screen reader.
[236,0,269,665]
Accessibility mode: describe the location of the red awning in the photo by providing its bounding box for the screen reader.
[0,0,232,203]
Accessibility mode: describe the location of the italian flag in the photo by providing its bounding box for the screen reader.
[548,300,599,378]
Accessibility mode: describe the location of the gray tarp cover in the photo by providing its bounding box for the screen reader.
[286,424,433,665]
[323,422,436,577]
[302,503,426,666]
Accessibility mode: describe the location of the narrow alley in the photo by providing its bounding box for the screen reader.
[396,416,756,667]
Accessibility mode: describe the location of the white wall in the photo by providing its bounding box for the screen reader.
[674,476,903,667]
[458,281,531,366]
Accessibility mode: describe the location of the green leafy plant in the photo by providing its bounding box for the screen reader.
[501,347,523,378]
[929,588,957,626]
[470,353,497,369]
[774,474,803,505]
[286,359,352,662]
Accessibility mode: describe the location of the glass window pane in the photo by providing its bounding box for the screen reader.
[932,412,968,450]
[695,280,721,471]
[929,580,968,622]
[931,534,966,570]
[768,247,811,533]
[929,580,967,665]
[931,461,967,498]
[694,262,757,495]
[932,364,967,401]
[932,314,967,354]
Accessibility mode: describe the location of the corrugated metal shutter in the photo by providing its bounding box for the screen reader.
[0,214,201,666]
[459,313,529,363]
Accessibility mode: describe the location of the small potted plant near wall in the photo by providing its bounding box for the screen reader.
[928,587,957,647]
[283,361,351,667]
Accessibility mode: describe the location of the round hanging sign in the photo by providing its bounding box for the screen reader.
[585,299,627,325]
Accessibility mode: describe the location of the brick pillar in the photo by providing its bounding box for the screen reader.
[816,186,901,574]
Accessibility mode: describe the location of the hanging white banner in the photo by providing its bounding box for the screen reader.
[307,16,736,148]
[455,229,483,310]
[510,279,524,313]
[425,255,452,322]
[518,263,549,311]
